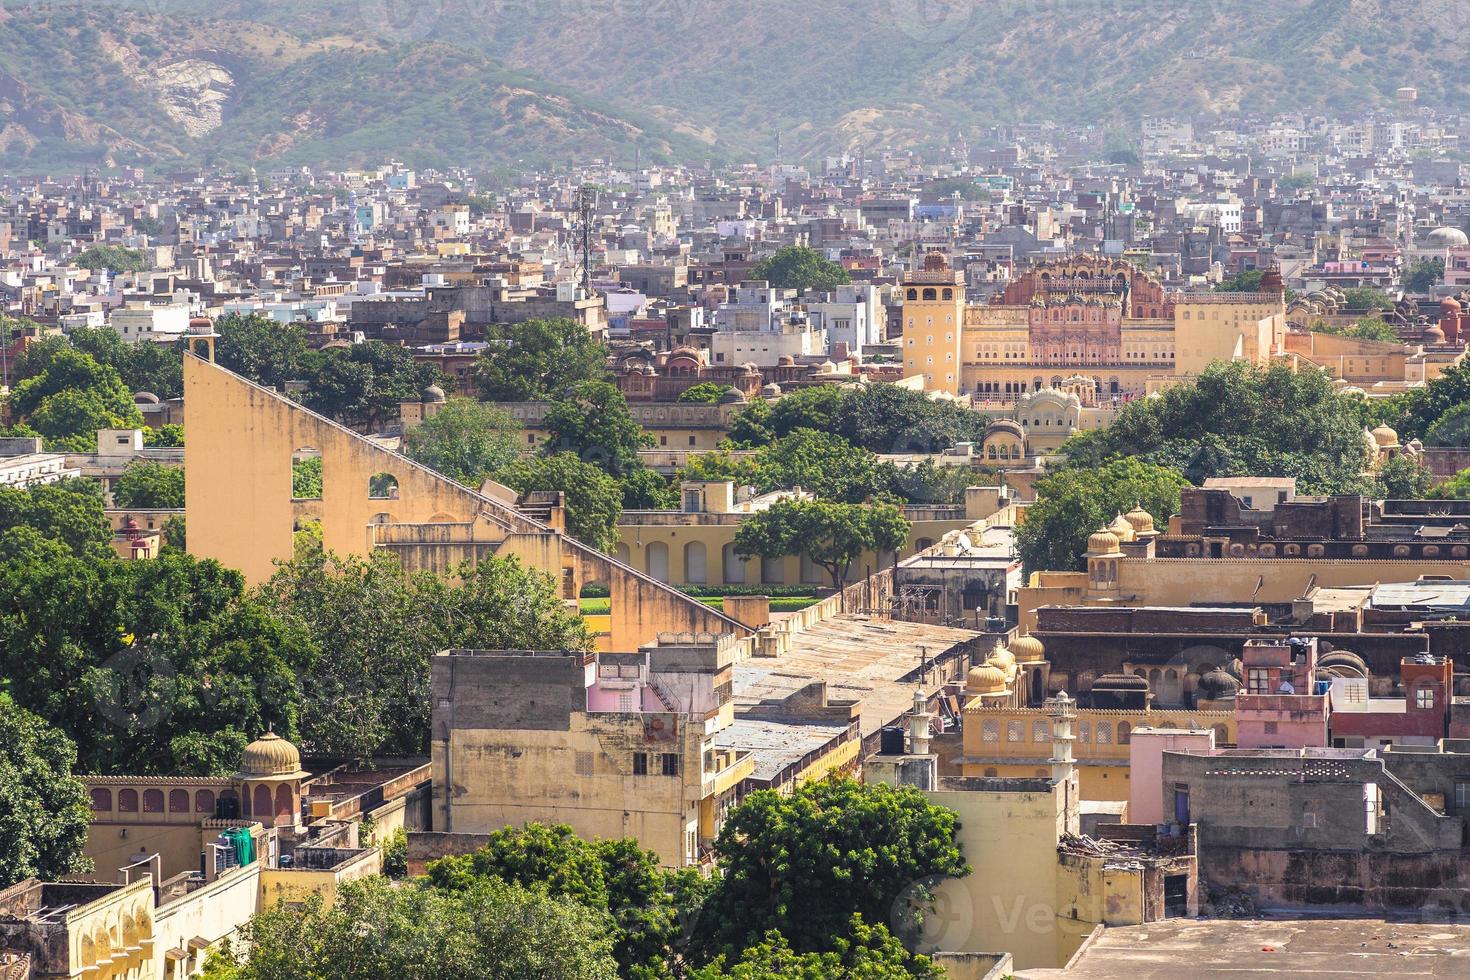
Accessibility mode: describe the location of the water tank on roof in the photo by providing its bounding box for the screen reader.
[879,726,906,756]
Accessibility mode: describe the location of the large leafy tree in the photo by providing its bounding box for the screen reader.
[0,696,92,888]
[735,498,909,590]
[403,397,520,487]
[543,381,652,476]
[427,824,704,978]
[497,452,624,552]
[751,245,850,294]
[74,244,151,274]
[689,916,942,980]
[677,382,732,404]
[214,313,313,390]
[1391,363,1470,441]
[700,778,967,956]
[754,429,888,504]
[301,342,446,432]
[0,478,111,557]
[1403,257,1445,294]
[1015,457,1190,573]
[474,317,610,402]
[70,326,184,399]
[112,461,185,509]
[0,551,308,775]
[256,550,590,759]
[1061,361,1373,494]
[731,384,989,454]
[7,347,142,450]
[224,876,619,980]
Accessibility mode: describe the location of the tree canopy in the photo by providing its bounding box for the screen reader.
[6,346,142,451]
[75,244,151,274]
[474,317,610,402]
[0,478,111,558]
[220,876,619,980]
[735,499,910,589]
[1402,257,1445,294]
[496,452,625,553]
[1015,457,1190,573]
[256,549,591,760]
[403,397,521,487]
[677,382,733,403]
[112,461,185,509]
[0,695,92,888]
[1061,361,1374,494]
[542,381,652,476]
[750,246,850,294]
[727,383,989,454]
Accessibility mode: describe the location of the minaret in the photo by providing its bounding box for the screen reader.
[908,688,936,757]
[1048,691,1076,785]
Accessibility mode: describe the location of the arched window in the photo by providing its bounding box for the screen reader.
[369,472,399,499]
[196,789,216,814]
[981,719,1000,742]
[906,288,918,300]
[761,555,785,585]
[143,789,164,813]
[645,542,670,583]
[276,784,294,824]
[169,789,189,813]
[721,542,745,584]
[253,784,272,820]
[922,288,937,301]
[942,288,953,300]
[1117,721,1132,744]
[1096,721,1112,744]
[683,541,707,585]
[90,788,112,812]
[1213,723,1229,744]
[118,789,138,812]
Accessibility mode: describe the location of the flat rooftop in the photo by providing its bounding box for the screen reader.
[1023,916,1470,978]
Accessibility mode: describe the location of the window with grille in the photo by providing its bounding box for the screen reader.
[575,752,594,776]
[1417,688,1436,710]
[1096,722,1112,744]
[661,753,680,776]
[1248,669,1270,694]
[632,752,647,776]
[982,719,1000,742]
[1032,720,1049,742]
[1455,780,1470,810]
[1007,720,1023,743]
[1077,721,1090,743]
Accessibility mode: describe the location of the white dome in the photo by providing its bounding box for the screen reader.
[1424,226,1469,248]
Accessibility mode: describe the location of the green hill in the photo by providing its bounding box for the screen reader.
[0,5,706,171]
[2,0,1468,168]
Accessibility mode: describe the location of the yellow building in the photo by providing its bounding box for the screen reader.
[900,254,1287,400]
[900,251,966,394]
[614,483,1012,588]
[921,694,1198,970]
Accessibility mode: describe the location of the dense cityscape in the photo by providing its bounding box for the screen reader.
[6,35,1470,979]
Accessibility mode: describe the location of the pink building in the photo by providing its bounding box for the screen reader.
[1233,637,1329,749]
[1127,726,1217,825]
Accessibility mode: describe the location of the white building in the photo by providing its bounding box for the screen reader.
[107,301,192,343]
[805,283,883,354]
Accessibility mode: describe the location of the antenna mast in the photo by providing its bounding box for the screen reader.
[577,183,597,294]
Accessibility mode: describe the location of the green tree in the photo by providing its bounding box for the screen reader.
[1431,468,1470,500]
[677,382,733,403]
[1311,317,1398,343]
[291,457,322,499]
[428,823,702,978]
[1375,452,1434,500]
[256,550,590,759]
[74,244,151,274]
[1403,257,1445,293]
[301,342,447,432]
[0,551,308,775]
[735,499,910,590]
[0,478,111,557]
[543,381,652,476]
[689,916,941,980]
[725,396,775,449]
[1215,269,1265,292]
[403,397,520,487]
[0,695,92,888]
[7,347,142,450]
[112,461,185,509]
[228,876,619,980]
[214,313,312,390]
[766,385,848,443]
[1016,458,1190,573]
[1399,366,1470,442]
[751,246,850,294]
[755,429,888,504]
[618,465,678,511]
[1061,361,1374,494]
[474,317,610,402]
[70,326,183,399]
[144,423,185,448]
[699,778,967,956]
[1340,286,1394,312]
[497,452,624,552]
